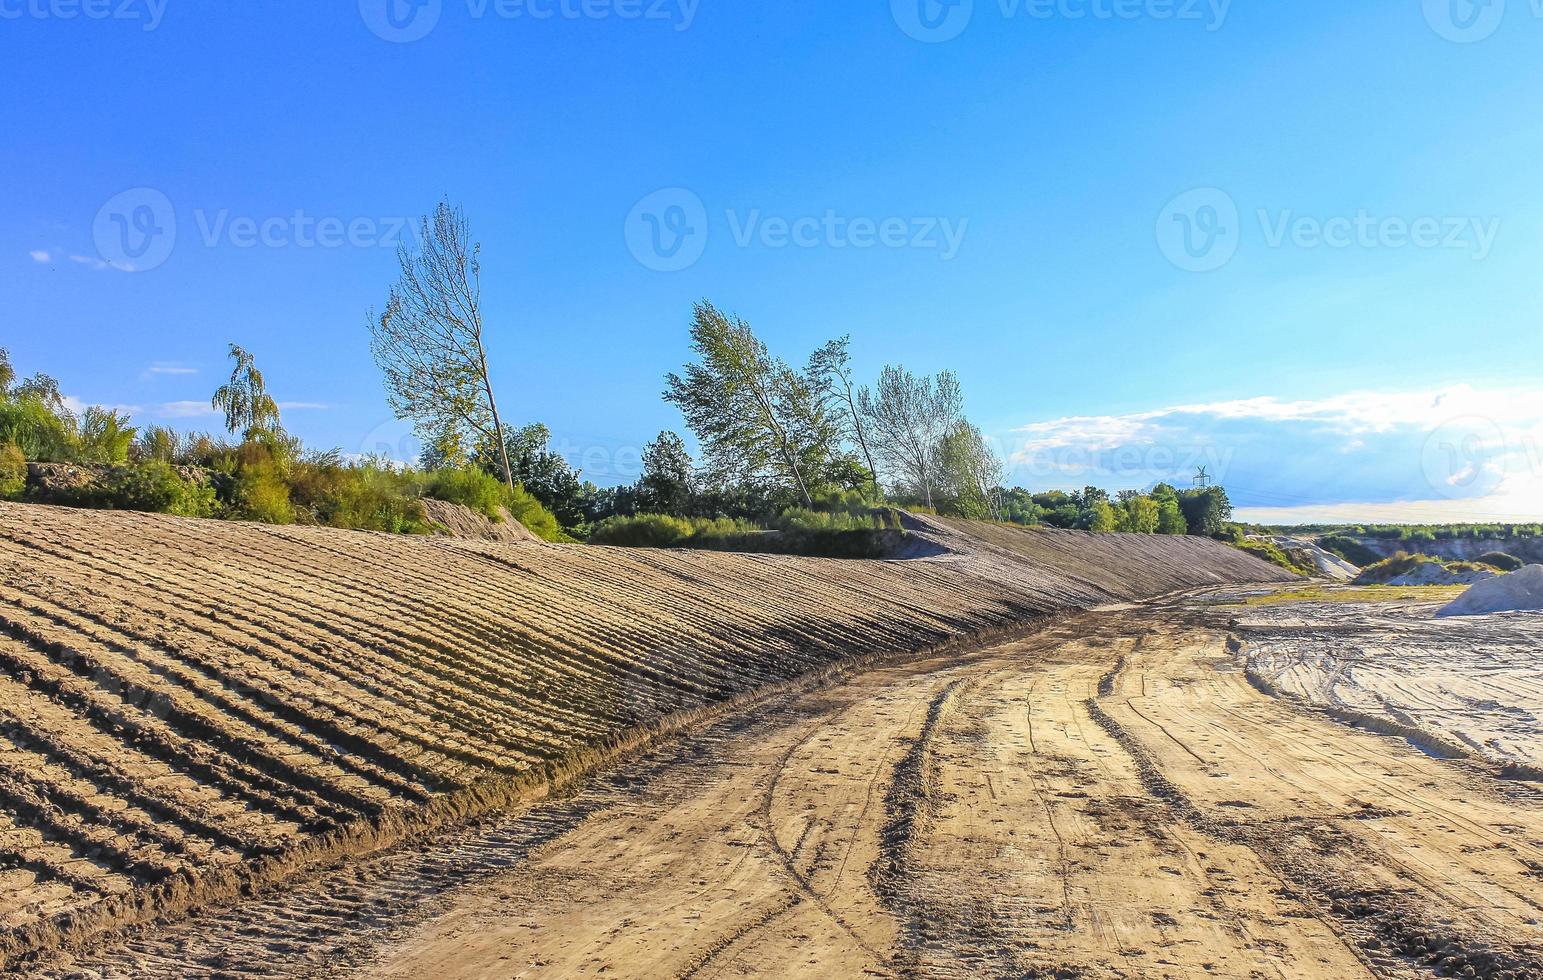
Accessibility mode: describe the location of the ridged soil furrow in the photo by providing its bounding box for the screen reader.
[0,600,402,814]
[317,538,745,701]
[0,748,214,868]
[0,674,288,850]
[0,585,457,800]
[445,547,795,697]
[0,541,575,768]
[0,842,115,900]
[0,766,184,886]
[132,537,661,747]
[0,555,498,772]
[0,711,261,858]
[0,635,350,833]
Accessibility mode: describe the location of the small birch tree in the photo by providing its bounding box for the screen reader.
[369,199,515,488]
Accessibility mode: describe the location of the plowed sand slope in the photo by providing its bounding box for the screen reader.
[52,598,1539,978]
[0,503,1289,966]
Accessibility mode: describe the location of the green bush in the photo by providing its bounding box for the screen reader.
[589,513,703,548]
[232,463,295,524]
[288,460,427,534]
[588,511,898,558]
[423,466,564,542]
[1318,534,1380,567]
[1236,539,1311,576]
[0,443,25,500]
[32,462,217,518]
[1354,551,1437,584]
[0,397,76,461]
[1478,551,1524,572]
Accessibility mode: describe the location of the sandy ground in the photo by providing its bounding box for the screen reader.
[0,503,1290,967]
[1238,596,1543,774]
[32,596,1543,979]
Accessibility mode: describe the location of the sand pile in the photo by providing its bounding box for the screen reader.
[1438,564,1543,617]
[420,498,541,543]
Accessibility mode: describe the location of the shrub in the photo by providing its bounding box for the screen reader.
[588,513,699,548]
[1478,551,1524,572]
[0,397,76,461]
[0,443,25,500]
[1318,534,1380,567]
[1354,551,1437,584]
[288,460,427,534]
[423,467,564,542]
[1235,539,1310,577]
[31,462,217,517]
[76,407,135,464]
[233,464,295,524]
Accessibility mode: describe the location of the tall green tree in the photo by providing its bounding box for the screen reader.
[808,336,878,492]
[858,365,963,509]
[936,421,1003,519]
[370,198,516,490]
[637,430,696,516]
[212,344,281,440]
[664,302,837,507]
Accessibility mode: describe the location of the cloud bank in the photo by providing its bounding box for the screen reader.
[1004,384,1543,524]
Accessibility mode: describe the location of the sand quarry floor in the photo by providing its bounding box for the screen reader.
[27,589,1543,979]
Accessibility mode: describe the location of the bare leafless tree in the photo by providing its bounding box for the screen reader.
[369,199,514,487]
[858,365,963,509]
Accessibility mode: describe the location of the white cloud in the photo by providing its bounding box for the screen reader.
[29,250,51,263]
[69,254,117,272]
[156,400,218,419]
[142,362,198,379]
[1005,384,1543,523]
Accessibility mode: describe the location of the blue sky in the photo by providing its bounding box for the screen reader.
[4,0,1542,522]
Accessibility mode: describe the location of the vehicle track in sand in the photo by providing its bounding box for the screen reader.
[27,595,1542,979]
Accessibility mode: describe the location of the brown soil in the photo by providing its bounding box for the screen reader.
[0,503,1289,969]
[32,596,1541,978]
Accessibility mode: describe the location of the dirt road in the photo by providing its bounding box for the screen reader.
[32,597,1543,979]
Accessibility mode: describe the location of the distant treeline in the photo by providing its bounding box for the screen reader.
[1265,523,1542,542]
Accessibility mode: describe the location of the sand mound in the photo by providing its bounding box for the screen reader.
[420,498,541,544]
[1438,564,1543,617]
